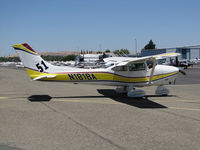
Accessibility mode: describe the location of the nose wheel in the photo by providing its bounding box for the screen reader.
[155,85,170,96]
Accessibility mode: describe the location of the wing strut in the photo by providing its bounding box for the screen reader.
[148,58,157,85]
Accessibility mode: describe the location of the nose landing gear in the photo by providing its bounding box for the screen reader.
[155,85,170,96]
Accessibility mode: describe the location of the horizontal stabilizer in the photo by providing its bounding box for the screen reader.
[33,75,56,81]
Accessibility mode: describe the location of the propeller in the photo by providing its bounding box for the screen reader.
[178,67,186,75]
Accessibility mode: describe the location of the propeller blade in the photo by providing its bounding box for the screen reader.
[179,67,186,75]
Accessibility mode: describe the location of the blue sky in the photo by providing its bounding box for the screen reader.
[0,0,200,56]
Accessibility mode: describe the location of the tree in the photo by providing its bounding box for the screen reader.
[41,55,77,61]
[0,57,20,62]
[113,49,120,55]
[105,49,111,53]
[113,49,130,55]
[120,49,129,54]
[144,40,156,49]
[63,55,77,61]
[97,51,103,54]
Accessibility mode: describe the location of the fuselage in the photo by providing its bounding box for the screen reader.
[26,64,179,87]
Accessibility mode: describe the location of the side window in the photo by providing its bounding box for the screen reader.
[112,65,128,71]
[128,63,146,71]
[121,66,128,71]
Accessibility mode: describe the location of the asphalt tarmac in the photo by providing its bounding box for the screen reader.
[0,66,200,150]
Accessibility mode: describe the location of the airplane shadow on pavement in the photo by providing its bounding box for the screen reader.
[28,89,168,109]
[97,89,168,109]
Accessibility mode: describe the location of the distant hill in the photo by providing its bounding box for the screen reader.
[39,51,80,56]
[7,51,81,58]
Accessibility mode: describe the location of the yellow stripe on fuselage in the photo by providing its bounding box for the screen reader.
[25,68,178,83]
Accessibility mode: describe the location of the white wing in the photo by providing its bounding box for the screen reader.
[103,52,181,65]
[152,52,181,59]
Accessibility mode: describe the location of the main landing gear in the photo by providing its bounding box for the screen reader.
[116,85,145,98]
[116,85,170,98]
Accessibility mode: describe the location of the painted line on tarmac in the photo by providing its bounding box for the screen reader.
[0,97,9,100]
[0,97,26,101]
[168,107,200,111]
[54,99,200,111]
[1,97,200,111]
[53,99,124,105]
[154,99,200,103]
[15,98,27,100]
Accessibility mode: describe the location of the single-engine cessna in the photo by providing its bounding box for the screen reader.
[13,43,184,97]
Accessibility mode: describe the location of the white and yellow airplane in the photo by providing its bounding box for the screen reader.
[12,43,183,97]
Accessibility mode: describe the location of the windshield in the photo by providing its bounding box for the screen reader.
[128,63,146,71]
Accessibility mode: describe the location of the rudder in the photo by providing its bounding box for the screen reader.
[12,43,53,79]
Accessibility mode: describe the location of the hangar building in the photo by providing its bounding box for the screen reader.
[141,45,200,60]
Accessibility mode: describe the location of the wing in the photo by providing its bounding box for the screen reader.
[114,57,154,66]
[151,52,181,59]
[104,52,181,64]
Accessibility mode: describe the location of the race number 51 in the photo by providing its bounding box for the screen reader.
[36,61,48,72]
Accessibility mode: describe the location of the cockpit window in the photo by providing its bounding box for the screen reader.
[128,63,146,71]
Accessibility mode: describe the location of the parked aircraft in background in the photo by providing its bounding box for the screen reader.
[171,57,193,69]
[163,57,194,69]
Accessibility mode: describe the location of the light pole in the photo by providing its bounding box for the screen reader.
[135,38,137,56]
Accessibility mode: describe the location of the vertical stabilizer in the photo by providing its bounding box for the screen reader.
[12,43,54,79]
